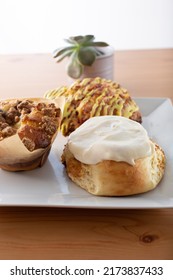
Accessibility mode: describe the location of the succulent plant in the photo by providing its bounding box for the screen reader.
[53,35,109,79]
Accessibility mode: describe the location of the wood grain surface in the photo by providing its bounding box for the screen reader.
[0,49,173,260]
[0,207,173,260]
[0,49,173,101]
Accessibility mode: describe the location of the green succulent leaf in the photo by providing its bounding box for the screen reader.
[69,35,95,45]
[84,35,95,42]
[67,54,83,79]
[70,35,84,43]
[53,35,110,77]
[90,41,109,47]
[94,48,105,56]
[77,35,95,45]
[64,38,77,45]
[53,46,74,58]
[55,50,74,62]
[77,47,96,66]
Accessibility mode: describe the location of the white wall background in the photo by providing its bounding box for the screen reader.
[0,0,172,54]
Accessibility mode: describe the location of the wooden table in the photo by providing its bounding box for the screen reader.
[0,49,173,260]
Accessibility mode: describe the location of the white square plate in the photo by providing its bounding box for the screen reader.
[0,98,173,208]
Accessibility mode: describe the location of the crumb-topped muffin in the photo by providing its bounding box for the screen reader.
[0,97,62,171]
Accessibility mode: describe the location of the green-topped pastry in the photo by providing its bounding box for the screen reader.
[44,77,142,136]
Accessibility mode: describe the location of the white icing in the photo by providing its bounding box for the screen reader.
[68,116,154,165]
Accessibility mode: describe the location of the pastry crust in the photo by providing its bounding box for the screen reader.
[62,142,165,196]
[45,77,142,136]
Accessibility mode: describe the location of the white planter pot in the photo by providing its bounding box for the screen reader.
[68,46,114,84]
